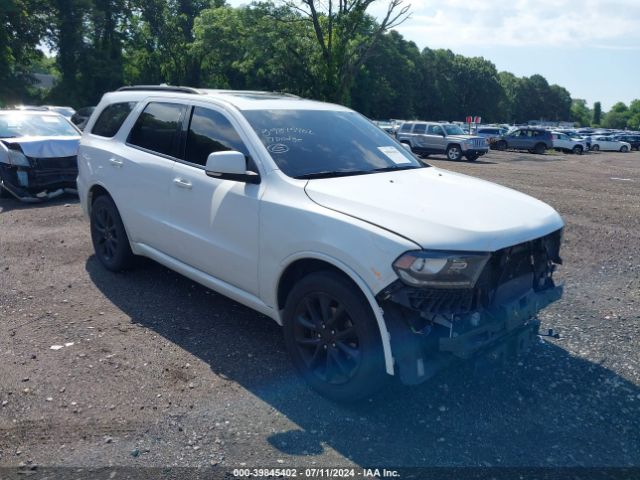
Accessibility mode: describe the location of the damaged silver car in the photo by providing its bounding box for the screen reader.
[0,110,81,202]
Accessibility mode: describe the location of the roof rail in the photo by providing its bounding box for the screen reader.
[117,85,201,94]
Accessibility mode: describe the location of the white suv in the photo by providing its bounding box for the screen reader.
[78,86,565,401]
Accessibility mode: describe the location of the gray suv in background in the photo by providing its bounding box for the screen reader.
[493,128,553,154]
[396,122,489,161]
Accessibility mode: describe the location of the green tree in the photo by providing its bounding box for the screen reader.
[570,99,592,127]
[0,0,48,105]
[593,101,602,125]
[284,0,410,103]
[602,102,630,129]
[626,99,640,130]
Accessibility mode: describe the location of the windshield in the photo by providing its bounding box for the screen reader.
[242,109,424,178]
[0,113,79,138]
[443,125,465,135]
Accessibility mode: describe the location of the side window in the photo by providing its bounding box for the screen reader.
[413,124,427,134]
[127,102,186,157]
[184,107,250,167]
[429,125,444,135]
[91,102,136,138]
[399,123,412,133]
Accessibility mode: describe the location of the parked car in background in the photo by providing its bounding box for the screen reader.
[12,105,76,119]
[396,121,489,161]
[71,106,96,130]
[0,110,81,201]
[476,126,508,144]
[613,134,640,151]
[77,85,564,401]
[44,106,76,119]
[493,128,553,154]
[551,132,588,154]
[589,136,632,152]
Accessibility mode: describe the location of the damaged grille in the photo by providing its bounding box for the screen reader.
[28,155,78,188]
[405,288,474,315]
[382,229,562,317]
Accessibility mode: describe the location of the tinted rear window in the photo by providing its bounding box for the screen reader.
[127,102,186,157]
[91,102,136,137]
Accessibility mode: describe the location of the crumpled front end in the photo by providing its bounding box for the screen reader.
[0,142,78,202]
[378,229,564,384]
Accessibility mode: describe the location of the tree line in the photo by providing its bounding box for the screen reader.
[2,0,638,129]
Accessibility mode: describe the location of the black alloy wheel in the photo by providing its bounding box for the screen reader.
[291,292,361,385]
[90,195,135,271]
[283,271,387,402]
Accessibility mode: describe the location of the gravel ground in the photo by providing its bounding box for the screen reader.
[0,149,639,475]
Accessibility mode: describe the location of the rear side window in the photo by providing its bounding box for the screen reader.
[413,124,427,134]
[184,107,249,167]
[127,102,186,157]
[399,123,412,133]
[91,102,136,137]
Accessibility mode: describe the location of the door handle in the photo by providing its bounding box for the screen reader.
[109,158,123,167]
[173,178,192,189]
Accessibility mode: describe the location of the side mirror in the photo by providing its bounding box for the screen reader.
[205,151,260,184]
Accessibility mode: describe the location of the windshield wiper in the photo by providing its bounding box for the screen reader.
[371,165,424,173]
[294,170,372,180]
[295,164,425,180]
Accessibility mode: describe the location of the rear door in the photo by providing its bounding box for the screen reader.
[121,101,188,253]
[411,123,428,151]
[425,124,446,152]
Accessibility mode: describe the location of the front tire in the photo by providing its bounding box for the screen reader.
[446,145,462,161]
[572,145,583,155]
[90,195,135,272]
[495,141,507,151]
[620,146,629,152]
[282,271,387,402]
[465,153,479,161]
[591,144,600,152]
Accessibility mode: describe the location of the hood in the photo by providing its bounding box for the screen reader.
[448,134,481,141]
[304,167,564,252]
[2,136,80,158]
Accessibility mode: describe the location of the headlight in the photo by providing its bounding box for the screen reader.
[393,251,490,288]
[6,149,30,167]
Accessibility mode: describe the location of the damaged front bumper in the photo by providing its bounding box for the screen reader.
[438,284,562,359]
[382,284,563,385]
[378,229,564,385]
[0,156,78,202]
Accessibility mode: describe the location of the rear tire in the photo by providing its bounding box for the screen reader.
[282,271,387,402]
[572,145,583,155]
[90,195,135,272]
[534,143,546,155]
[620,146,629,152]
[591,144,600,152]
[446,145,462,161]
[0,183,9,198]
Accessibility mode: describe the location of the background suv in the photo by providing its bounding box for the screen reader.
[396,121,489,161]
[77,86,564,401]
[494,127,553,154]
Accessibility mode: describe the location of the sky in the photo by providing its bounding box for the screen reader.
[366,0,640,111]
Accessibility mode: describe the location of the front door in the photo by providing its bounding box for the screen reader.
[165,105,262,296]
